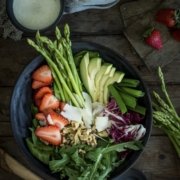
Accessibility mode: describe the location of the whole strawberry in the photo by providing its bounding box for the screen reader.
[156,8,180,28]
[172,29,180,42]
[143,28,163,50]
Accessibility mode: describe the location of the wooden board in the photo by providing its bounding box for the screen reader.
[120,0,180,69]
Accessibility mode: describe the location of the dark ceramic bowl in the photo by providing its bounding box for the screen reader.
[6,0,64,34]
[10,41,152,179]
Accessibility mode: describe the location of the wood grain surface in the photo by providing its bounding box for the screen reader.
[0,1,180,180]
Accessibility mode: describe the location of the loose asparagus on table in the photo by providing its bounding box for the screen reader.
[153,67,180,157]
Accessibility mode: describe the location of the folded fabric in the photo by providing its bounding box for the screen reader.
[65,0,120,13]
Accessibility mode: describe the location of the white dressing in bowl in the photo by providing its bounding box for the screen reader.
[13,0,61,30]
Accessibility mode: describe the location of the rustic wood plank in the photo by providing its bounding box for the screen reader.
[0,136,179,180]
[0,37,180,87]
[134,136,180,179]
[0,169,21,180]
[0,122,12,136]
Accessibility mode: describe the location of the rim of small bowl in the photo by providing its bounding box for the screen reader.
[6,0,64,34]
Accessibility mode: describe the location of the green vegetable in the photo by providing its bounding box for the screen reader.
[27,25,85,107]
[127,105,146,116]
[119,87,145,98]
[26,138,51,165]
[153,67,180,157]
[49,140,142,180]
[119,78,140,88]
[120,92,137,108]
[109,84,127,114]
[74,50,100,67]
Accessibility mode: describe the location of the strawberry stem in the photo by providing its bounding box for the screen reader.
[143,27,154,38]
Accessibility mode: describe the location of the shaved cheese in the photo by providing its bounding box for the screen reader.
[81,92,93,128]
[95,116,110,132]
[61,104,82,123]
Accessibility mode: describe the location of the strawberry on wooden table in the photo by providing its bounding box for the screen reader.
[32,65,52,84]
[156,8,180,28]
[143,28,163,50]
[35,125,61,145]
[39,94,60,112]
[172,29,180,42]
[47,110,69,130]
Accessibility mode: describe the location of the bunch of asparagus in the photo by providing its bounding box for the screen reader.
[153,67,180,157]
[27,25,84,108]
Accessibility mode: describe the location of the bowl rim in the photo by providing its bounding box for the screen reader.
[6,0,64,34]
[10,40,152,179]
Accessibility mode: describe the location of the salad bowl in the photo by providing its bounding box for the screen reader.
[10,41,152,179]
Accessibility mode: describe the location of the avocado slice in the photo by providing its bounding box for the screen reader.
[88,57,102,80]
[98,67,116,103]
[80,53,102,99]
[80,53,92,95]
[93,63,113,101]
[103,71,125,104]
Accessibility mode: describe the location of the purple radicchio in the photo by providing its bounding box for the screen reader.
[104,98,146,143]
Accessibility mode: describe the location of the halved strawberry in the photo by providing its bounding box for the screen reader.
[35,113,47,126]
[47,110,69,130]
[34,98,41,107]
[35,113,46,121]
[34,87,52,100]
[59,102,66,111]
[35,125,61,145]
[39,94,60,112]
[32,65,52,84]
[32,80,50,89]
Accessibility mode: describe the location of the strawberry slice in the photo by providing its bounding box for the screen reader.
[35,125,61,145]
[34,98,41,107]
[32,80,50,89]
[32,65,52,84]
[47,110,69,130]
[59,102,66,111]
[35,113,47,126]
[35,113,46,121]
[34,87,52,100]
[39,94,60,112]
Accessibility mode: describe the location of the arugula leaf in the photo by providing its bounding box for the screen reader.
[103,141,143,154]
[49,154,70,173]
[26,138,50,165]
[71,150,87,166]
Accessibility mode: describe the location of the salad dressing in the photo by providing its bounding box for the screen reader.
[13,0,61,30]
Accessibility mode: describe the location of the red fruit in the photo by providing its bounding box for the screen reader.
[144,28,163,50]
[34,98,41,107]
[156,8,180,28]
[172,29,180,41]
[32,65,52,84]
[39,94,60,112]
[34,87,52,100]
[35,125,61,145]
[35,113,46,121]
[59,102,66,111]
[47,110,69,130]
[35,113,47,126]
[32,80,50,89]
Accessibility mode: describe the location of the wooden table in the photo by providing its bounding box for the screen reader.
[0,2,180,180]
